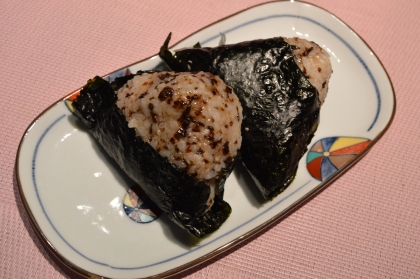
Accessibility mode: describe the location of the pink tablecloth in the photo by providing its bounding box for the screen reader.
[1,0,419,278]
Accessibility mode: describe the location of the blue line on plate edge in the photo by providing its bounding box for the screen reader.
[32,12,382,272]
[32,114,113,267]
[32,115,311,269]
[199,14,381,132]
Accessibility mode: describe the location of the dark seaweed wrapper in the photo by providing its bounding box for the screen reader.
[160,34,319,199]
[72,74,232,238]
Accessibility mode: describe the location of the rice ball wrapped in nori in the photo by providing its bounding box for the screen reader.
[282,37,332,105]
[72,71,243,238]
[159,34,332,200]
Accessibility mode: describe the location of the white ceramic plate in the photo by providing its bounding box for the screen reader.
[16,1,395,278]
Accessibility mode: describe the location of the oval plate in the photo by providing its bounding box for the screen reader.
[16,1,395,278]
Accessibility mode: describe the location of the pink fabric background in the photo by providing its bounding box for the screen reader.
[1,0,419,278]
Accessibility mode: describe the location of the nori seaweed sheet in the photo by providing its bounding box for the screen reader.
[72,74,232,238]
[159,34,320,199]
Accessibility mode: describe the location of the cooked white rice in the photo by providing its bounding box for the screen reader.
[116,71,242,189]
[284,37,332,105]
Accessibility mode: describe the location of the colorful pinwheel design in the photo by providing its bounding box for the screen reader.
[64,91,79,113]
[106,68,132,82]
[307,137,371,181]
[123,188,161,223]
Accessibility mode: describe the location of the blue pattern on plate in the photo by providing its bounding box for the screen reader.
[123,189,161,223]
[320,157,338,181]
[321,137,338,152]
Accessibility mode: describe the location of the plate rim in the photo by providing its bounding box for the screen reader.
[15,1,396,278]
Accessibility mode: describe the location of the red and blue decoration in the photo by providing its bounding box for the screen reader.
[123,188,162,223]
[307,137,371,181]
